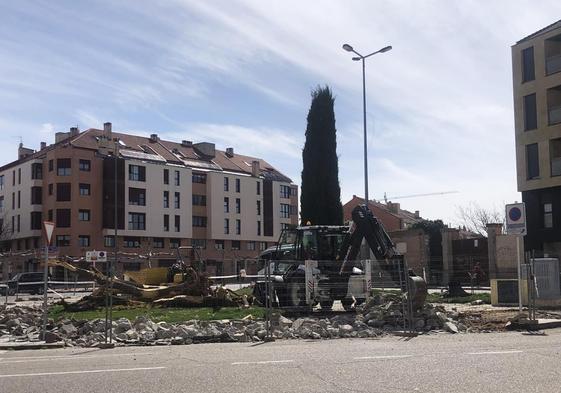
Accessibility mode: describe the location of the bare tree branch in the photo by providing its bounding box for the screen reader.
[456,201,504,237]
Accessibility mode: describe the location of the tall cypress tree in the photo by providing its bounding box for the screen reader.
[300,86,343,225]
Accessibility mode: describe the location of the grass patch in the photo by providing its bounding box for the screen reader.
[49,304,265,323]
[425,292,491,304]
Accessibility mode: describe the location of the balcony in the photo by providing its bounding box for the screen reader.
[545,34,561,76]
[552,156,561,176]
[547,85,561,125]
[546,54,561,75]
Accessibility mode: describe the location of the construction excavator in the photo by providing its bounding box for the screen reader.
[254,204,427,311]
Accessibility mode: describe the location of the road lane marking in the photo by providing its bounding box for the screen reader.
[354,355,413,360]
[0,366,166,379]
[0,352,154,363]
[468,350,523,355]
[232,360,294,365]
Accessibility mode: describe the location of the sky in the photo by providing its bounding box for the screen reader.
[1,0,560,225]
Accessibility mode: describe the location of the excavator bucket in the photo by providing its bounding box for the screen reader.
[408,275,428,311]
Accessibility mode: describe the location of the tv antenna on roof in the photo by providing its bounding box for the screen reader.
[382,191,459,204]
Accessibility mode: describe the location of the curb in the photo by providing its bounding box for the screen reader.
[0,341,66,350]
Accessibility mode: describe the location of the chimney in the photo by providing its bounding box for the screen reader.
[251,160,260,177]
[387,202,400,214]
[149,133,159,143]
[225,147,234,157]
[40,142,47,150]
[181,140,193,147]
[18,143,34,160]
[69,126,79,136]
[55,131,70,143]
[103,122,112,140]
[414,210,420,219]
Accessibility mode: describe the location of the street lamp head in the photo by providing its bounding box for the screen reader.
[352,57,361,61]
[379,45,392,53]
[342,44,354,52]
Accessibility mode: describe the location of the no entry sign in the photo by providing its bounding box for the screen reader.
[505,202,527,236]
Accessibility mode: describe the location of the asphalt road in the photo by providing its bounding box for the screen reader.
[1,329,561,392]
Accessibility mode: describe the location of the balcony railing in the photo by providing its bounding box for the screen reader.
[549,105,561,125]
[546,54,561,75]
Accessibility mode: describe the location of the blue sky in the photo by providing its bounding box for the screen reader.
[1,1,560,224]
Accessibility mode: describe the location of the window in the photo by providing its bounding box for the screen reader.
[163,191,169,208]
[128,213,146,230]
[260,242,267,251]
[11,216,14,233]
[129,165,146,181]
[79,159,91,172]
[235,198,241,214]
[257,181,261,195]
[215,240,224,250]
[30,211,42,230]
[257,200,261,216]
[524,93,537,131]
[79,183,90,196]
[30,186,42,205]
[153,238,164,248]
[174,192,180,209]
[56,235,71,247]
[56,183,72,202]
[247,241,256,251]
[16,214,20,232]
[0,196,3,211]
[174,170,180,186]
[11,192,14,209]
[47,209,53,221]
[18,168,21,184]
[174,215,180,232]
[48,183,53,196]
[281,223,291,230]
[280,203,290,218]
[224,197,229,213]
[235,178,240,193]
[280,185,291,198]
[526,143,540,179]
[550,138,561,176]
[12,170,15,186]
[224,218,229,234]
[192,194,206,206]
[192,173,207,184]
[0,175,3,190]
[31,163,43,179]
[163,169,169,185]
[57,158,71,176]
[544,202,553,228]
[48,160,53,172]
[522,46,535,83]
[78,235,90,247]
[164,214,169,231]
[290,205,298,216]
[56,209,71,228]
[236,219,241,235]
[17,190,20,208]
[170,238,180,249]
[129,188,146,206]
[192,239,206,249]
[548,85,561,125]
[257,220,261,236]
[124,237,141,248]
[104,236,115,247]
[193,216,207,227]
[79,209,90,221]
[232,240,240,250]
[224,177,229,191]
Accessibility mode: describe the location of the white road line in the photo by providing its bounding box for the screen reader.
[0,352,154,363]
[354,355,413,360]
[0,366,166,379]
[232,360,294,365]
[468,350,523,355]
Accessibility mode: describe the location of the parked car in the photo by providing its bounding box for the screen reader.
[0,272,50,296]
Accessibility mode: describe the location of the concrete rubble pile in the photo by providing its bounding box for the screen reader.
[0,294,480,348]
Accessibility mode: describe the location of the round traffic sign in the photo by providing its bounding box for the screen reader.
[509,207,522,221]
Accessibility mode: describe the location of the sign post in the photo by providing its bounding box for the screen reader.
[42,221,55,341]
[505,203,527,313]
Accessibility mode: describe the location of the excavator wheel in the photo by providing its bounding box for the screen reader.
[341,298,354,311]
[320,300,334,311]
[287,280,307,309]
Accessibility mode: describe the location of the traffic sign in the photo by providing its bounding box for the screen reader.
[505,203,527,235]
[86,250,108,262]
[43,221,55,245]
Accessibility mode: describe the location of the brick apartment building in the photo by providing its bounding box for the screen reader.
[512,20,561,255]
[0,123,298,278]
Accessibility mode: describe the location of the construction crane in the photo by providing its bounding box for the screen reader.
[382,191,458,204]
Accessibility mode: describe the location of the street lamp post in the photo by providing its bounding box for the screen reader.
[342,43,392,206]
